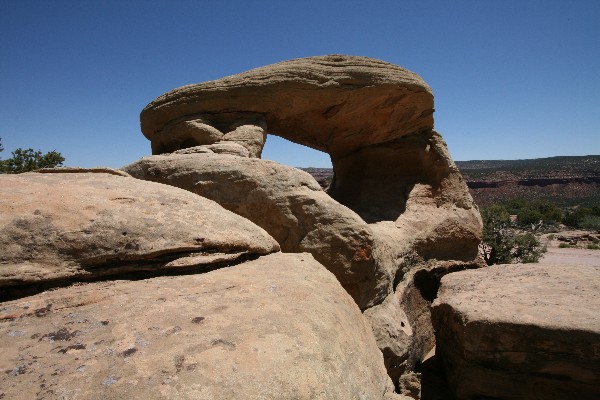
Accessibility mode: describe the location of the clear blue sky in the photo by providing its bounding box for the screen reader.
[1,0,599,168]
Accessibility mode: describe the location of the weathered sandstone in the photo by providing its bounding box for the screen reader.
[131,55,484,388]
[0,253,400,399]
[140,55,433,160]
[123,154,390,310]
[432,264,600,400]
[0,170,278,298]
[364,259,480,384]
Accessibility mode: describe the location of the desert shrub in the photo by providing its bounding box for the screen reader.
[579,215,600,231]
[564,207,600,229]
[503,199,562,226]
[480,205,546,265]
[0,138,64,174]
[559,243,573,249]
[587,244,600,250]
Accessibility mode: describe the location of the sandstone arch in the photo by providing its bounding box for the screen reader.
[141,55,438,222]
[134,53,482,291]
[129,55,483,384]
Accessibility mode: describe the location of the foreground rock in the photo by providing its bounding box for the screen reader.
[0,253,400,399]
[0,170,278,298]
[365,260,480,385]
[432,264,600,400]
[123,154,389,310]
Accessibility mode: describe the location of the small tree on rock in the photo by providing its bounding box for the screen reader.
[0,138,65,174]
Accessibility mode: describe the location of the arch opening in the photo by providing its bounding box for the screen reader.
[262,134,332,169]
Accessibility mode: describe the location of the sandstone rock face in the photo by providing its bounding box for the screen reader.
[149,112,267,158]
[0,253,398,399]
[133,55,483,388]
[123,154,390,310]
[364,259,480,384]
[431,264,600,400]
[0,170,279,298]
[336,131,482,262]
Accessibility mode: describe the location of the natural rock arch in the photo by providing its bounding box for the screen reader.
[140,55,438,224]
[128,55,483,384]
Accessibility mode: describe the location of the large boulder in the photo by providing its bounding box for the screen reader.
[123,154,390,310]
[431,264,600,400]
[135,54,480,263]
[0,252,400,399]
[0,169,279,299]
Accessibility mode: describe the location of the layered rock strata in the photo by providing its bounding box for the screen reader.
[432,264,600,400]
[0,253,401,399]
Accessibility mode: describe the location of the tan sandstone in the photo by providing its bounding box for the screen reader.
[130,54,483,387]
[0,169,279,299]
[123,153,390,310]
[432,264,600,400]
[0,253,400,400]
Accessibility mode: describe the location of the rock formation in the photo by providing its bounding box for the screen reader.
[123,154,389,309]
[432,264,600,400]
[1,55,491,397]
[0,169,279,299]
[127,55,483,386]
[0,252,401,399]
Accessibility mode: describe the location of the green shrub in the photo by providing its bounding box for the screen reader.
[501,199,562,226]
[0,138,64,174]
[579,215,600,231]
[480,205,546,265]
[559,243,573,248]
[564,206,600,229]
[587,244,600,250]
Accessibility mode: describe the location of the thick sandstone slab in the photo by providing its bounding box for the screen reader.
[123,154,389,309]
[0,253,397,399]
[0,170,278,296]
[141,55,433,159]
[432,264,600,400]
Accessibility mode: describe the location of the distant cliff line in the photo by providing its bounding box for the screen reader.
[301,155,600,208]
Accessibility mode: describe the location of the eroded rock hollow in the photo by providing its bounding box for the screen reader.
[125,55,484,385]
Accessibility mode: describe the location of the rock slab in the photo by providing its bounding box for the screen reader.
[0,253,397,399]
[0,170,279,297]
[432,264,600,400]
[141,55,433,160]
[123,154,389,310]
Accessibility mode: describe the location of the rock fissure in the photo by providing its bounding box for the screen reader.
[0,251,262,303]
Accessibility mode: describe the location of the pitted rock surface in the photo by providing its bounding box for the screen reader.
[0,253,398,400]
[0,171,278,297]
